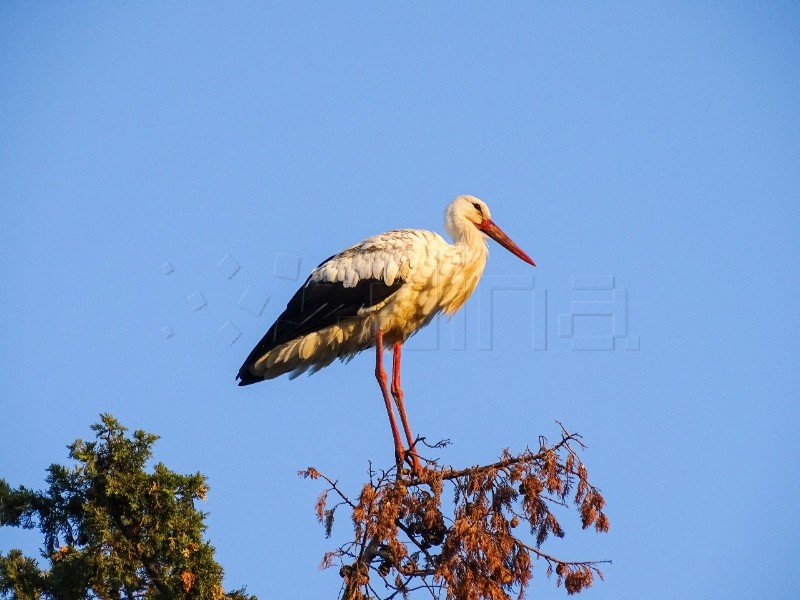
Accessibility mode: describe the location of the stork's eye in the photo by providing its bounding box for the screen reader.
[472,202,483,215]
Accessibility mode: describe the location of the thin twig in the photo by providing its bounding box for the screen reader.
[439,434,578,480]
[516,539,612,569]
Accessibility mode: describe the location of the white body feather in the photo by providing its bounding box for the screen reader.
[254,230,487,379]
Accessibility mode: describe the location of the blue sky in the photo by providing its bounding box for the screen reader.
[1,3,799,598]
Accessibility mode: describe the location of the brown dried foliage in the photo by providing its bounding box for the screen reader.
[300,425,610,599]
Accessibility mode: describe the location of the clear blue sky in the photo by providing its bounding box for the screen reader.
[2,3,799,598]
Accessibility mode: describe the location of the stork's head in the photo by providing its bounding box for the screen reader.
[445,195,536,266]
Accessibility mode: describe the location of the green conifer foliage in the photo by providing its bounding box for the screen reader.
[0,414,256,600]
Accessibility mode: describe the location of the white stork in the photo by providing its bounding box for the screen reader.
[237,195,535,474]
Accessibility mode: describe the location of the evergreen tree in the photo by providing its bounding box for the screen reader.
[0,414,256,600]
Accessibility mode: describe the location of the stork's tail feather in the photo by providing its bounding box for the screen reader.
[236,370,263,386]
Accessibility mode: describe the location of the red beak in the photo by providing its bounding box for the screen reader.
[479,219,536,267]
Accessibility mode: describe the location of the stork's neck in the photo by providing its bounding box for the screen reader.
[444,218,489,279]
[436,218,489,315]
[446,216,488,256]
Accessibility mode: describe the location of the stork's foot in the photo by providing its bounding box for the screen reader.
[394,449,423,477]
[402,449,424,478]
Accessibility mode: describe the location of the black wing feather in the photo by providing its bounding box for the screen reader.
[236,275,403,385]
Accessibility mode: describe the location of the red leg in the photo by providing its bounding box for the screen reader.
[375,329,406,467]
[391,343,423,475]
